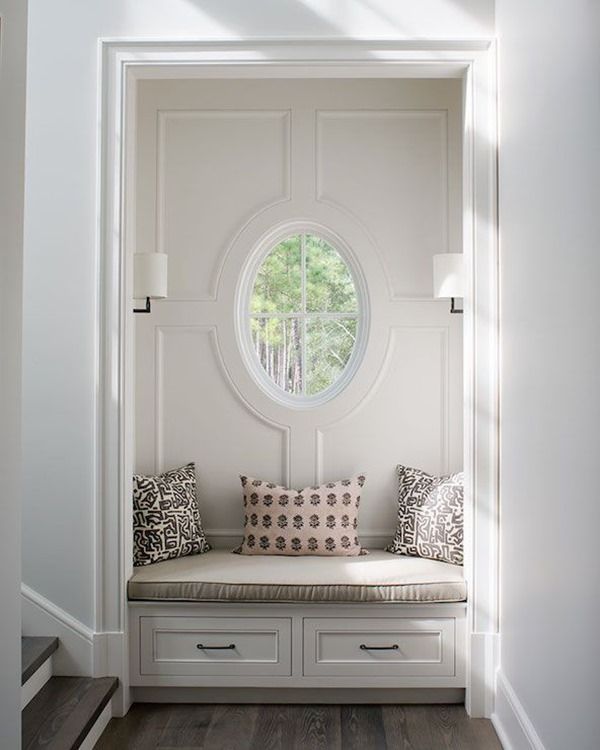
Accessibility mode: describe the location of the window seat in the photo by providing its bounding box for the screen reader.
[128,549,466,604]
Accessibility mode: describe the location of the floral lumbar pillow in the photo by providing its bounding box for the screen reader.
[133,462,210,566]
[386,464,464,565]
[236,475,367,556]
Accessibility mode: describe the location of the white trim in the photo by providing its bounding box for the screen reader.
[78,702,113,750]
[21,657,52,709]
[21,583,94,676]
[492,669,546,750]
[236,220,369,409]
[21,583,127,694]
[132,685,465,704]
[469,632,499,718]
[22,583,94,642]
[98,39,498,717]
[205,527,393,549]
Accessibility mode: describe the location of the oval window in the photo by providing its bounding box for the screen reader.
[247,232,361,402]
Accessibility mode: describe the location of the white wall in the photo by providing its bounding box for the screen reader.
[495,2,600,749]
[22,0,494,630]
[0,0,27,745]
[135,78,463,549]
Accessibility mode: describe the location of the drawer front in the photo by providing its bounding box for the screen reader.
[303,617,455,677]
[140,616,292,676]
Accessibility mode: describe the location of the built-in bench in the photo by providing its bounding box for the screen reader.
[128,549,467,604]
[128,550,467,701]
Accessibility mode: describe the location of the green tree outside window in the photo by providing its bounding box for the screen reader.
[250,234,359,396]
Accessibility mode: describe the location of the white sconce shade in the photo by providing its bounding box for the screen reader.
[433,253,464,299]
[134,252,168,300]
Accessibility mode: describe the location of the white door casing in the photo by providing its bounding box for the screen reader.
[134,78,464,550]
[97,41,498,719]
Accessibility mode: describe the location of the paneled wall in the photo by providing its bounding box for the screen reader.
[135,78,463,547]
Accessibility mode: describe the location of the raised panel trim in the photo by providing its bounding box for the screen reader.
[140,615,292,677]
[204,527,394,550]
[151,629,280,664]
[315,326,450,484]
[303,616,455,678]
[156,109,292,301]
[314,629,444,664]
[154,325,291,484]
[315,109,449,301]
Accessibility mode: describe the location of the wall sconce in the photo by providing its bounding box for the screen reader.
[433,253,464,314]
[133,253,168,313]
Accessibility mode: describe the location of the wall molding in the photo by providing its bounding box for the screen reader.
[469,631,499,718]
[154,325,291,482]
[22,583,94,676]
[155,108,292,302]
[206,527,392,549]
[315,325,451,483]
[492,669,546,750]
[315,109,449,301]
[21,583,125,687]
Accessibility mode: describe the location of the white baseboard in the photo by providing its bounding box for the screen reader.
[492,669,546,750]
[22,583,95,675]
[21,583,125,683]
[94,630,130,716]
[466,631,499,718]
[132,686,466,704]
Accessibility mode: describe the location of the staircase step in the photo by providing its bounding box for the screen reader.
[22,676,118,750]
[22,636,59,685]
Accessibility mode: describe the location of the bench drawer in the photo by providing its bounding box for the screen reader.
[303,617,455,677]
[140,616,292,676]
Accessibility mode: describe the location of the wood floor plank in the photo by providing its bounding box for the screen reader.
[341,705,387,750]
[290,705,342,750]
[425,704,503,750]
[158,704,215,749]
[249,705,295,750]
[95,703,173,750]
[203,704,259,750]
[427,705,465,749]
[382,705,433,750]
[95,702,502,750]
[450,711,504,750]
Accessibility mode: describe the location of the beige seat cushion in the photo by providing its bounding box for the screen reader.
[128,549,466,604]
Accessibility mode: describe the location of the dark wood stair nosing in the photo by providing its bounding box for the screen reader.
[21,636,59,685]
[22,675,119,750]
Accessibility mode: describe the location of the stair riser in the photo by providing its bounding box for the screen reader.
[78,702,113,750]
[21,657,52,709]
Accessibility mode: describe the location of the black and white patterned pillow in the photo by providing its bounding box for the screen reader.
[386,465,463,565]
[133,463,210,567]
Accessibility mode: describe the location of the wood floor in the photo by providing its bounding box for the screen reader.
[96,703,502,749]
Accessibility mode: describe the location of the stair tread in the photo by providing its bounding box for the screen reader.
[22,675,118,750]
[22,636,59,685]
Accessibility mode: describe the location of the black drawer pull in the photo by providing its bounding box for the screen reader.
[197,643,236,650]
[360,644,399,651]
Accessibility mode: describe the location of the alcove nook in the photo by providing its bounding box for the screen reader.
[98,41,498,718]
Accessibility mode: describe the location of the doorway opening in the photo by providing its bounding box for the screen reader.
[98,41,498,718]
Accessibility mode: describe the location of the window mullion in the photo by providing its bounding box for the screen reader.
[300,233,307,395]
[247,231,361,401]
[250,312,357,320]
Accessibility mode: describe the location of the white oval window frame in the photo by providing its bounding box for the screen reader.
[236,221,370,409]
